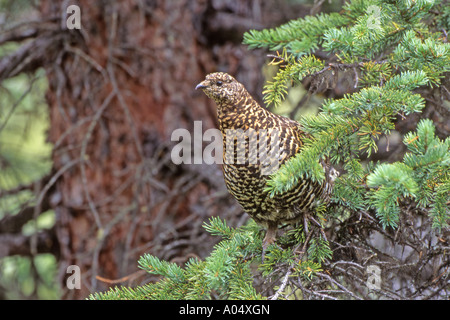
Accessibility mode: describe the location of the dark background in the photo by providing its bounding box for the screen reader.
[0,0,344,299]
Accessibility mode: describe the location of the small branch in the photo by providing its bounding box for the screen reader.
[64,44,107,77]
[353,67,359,89]
[0,229,58,258]
[0,204,45,234]
[270,268,292,300]
[79,90,116,230]
[267,54,286,64]
[316,272,363,300]
[96,270,146,285]
[0,75,41,134]
[442,29,448,43]
[270,230,314,300]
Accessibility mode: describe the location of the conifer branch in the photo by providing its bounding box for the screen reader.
[91,0,450,301]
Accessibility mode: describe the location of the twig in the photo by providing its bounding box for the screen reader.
[270,268,292,300]
[0,74,41,134]
[96,270,146,284]
[353,67,359,89]
[317,272,363,300]
[35,158,82,211]
[106,64,145,161]
[270,229,314,300]
[442,28,448,43]
[79,90,116,229]
[65,44,107,78]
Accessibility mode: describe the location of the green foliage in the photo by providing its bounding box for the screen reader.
[245,0,449,232]
[92,0,449,300]
[90,217,334,300]
[307,236,333,264]
[90,218,266,300]
[367,162,418,228]
[262,51,325,106]
[244,12,351,56]
[392,30,450,87]
[0,69,52,190]
[0,66,57,299]
[139,254,186,283]
[365,119,449,229]
[0,254,61,299]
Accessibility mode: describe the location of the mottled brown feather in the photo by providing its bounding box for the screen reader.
[196,72,337,247]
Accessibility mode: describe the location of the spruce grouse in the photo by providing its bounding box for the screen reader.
[196,72,337,252]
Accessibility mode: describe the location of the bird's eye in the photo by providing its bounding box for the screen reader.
[216,81,223,86]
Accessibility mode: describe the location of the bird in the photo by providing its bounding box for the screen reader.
[196,72,338,255]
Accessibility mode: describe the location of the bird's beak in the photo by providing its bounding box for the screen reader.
[195,81,208,90]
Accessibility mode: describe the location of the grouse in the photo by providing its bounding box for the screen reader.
[196,72,337,252]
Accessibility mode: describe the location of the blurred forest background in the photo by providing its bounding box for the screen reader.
[1,0,448,300]
[0,0,343,299]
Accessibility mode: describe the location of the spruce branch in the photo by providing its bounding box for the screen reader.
[243,12,350,56]
[138,254,186,283]
[91,0,450,301]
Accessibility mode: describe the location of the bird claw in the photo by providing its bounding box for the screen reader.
[261,224,278,262]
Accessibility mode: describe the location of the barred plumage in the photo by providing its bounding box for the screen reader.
[196,72,337,251]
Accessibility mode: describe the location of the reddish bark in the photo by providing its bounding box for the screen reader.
[34,0,303,298]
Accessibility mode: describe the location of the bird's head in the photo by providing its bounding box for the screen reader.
[195,72,244,105]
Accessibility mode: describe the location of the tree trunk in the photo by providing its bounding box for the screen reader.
[26,0,305,298]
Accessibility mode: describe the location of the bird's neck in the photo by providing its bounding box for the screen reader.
[216,92,269,132]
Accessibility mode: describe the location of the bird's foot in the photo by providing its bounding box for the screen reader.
[261,224,278,262]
